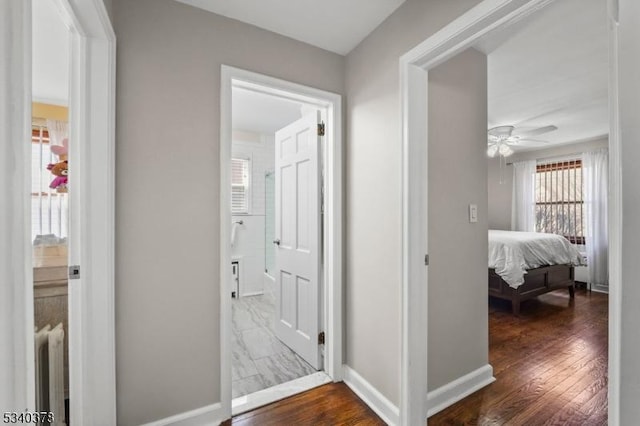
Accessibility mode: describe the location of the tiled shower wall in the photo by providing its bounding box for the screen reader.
[232,132,275,296]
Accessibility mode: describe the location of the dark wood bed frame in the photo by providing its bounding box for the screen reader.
[489,264,575,315]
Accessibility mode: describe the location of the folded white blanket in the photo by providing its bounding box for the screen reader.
[489,230,585,289]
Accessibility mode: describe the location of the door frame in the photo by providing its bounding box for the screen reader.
[220,65,343,419]
[399,0,622,424]
[2,0,117,422]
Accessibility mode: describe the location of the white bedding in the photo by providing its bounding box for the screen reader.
[488,230,584,289]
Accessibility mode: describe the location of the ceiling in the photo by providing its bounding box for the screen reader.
[232,87,304,134]
[32,0,69,106]
[31,0,608,148]
[475,0,609,150]
[174,0,406,55]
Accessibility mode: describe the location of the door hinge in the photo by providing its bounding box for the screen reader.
[317,122,325,136]
[424,254,429,266]
[68,265,81,280]
[318,331,325,345]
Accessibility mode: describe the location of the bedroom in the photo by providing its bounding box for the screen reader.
[430,0,609,422]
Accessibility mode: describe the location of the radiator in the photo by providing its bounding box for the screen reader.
[35,324,66,426]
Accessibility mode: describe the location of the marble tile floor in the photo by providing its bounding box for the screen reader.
[232,293,317,399]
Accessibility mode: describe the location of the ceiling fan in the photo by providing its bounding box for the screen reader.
[487,125,557,157]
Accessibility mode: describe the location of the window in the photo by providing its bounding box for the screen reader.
[231,157,251,214]
[535,159,584,244]
[31,126,69,241]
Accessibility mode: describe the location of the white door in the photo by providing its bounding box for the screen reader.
[274,111,322,370]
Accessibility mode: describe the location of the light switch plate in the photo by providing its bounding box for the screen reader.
[469,204,478,223]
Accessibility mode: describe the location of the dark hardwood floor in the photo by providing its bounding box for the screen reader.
[222,382,385,425]
[224,288,607,425]
[430,287,608,425]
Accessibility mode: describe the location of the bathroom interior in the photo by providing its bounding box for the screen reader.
[230,87,321,401]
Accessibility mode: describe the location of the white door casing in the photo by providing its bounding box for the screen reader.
[1,0,33,411]
[3,0,116,422]
[220,66,342,419]
[274,111,322,370]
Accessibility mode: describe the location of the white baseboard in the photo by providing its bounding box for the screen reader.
[141,403,225,426]
[232,372,331,416]
[427,364,495,417]
[263,272,276,297]
[591,283,609,294]
[342,365,399,426]
[240,291,264,298]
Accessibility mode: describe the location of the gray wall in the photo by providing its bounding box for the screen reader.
[109,0,640,421]
[345,0,482,404]
[102,0,112,22]
[428,48,489,390]
[487,137,609,230]
[487,157,512,230]
[113,1,344,424]
[619,0,640,422]
[510,137,608,162]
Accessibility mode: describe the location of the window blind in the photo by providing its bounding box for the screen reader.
[231,158,250,214]
[535,159,584,244]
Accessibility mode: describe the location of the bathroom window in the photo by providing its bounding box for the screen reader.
[231,157,251,214]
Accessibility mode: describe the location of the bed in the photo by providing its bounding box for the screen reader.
[488,230,585,315]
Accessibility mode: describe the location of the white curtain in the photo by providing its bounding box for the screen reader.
[45,119,68,155]
[583,149,608,287]
[511,160,537,232]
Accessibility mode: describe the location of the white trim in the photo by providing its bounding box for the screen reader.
[140,403,224,426]
[1,0,34,412]
[400,0,622,424]
[591,284,610,294]
[3,0,116,418]
[220,65,233,420]
[343,365,400,426]
[220,65,343,420]
[231,372,331,415]
[4,0,116,418]
[239,291,265,298]
[400,0,555,70]
[15,0,117,423]
[399,61,428,426]
[426,365,495,417]
[67,21,88,422]
[606,1,621,423]
[65,0,117,423]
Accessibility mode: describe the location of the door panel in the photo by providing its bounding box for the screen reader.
[274,111,321,369]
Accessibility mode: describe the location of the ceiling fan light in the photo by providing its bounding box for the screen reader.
[499,144,513,157]
[487,144,498,157]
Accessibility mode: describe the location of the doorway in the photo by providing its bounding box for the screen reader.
[31,1,72,421]
[220,66,343,417]
[429,0,610,421]
[1,0,116,422]
[230,89,326,405]
[399,0,622,424]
